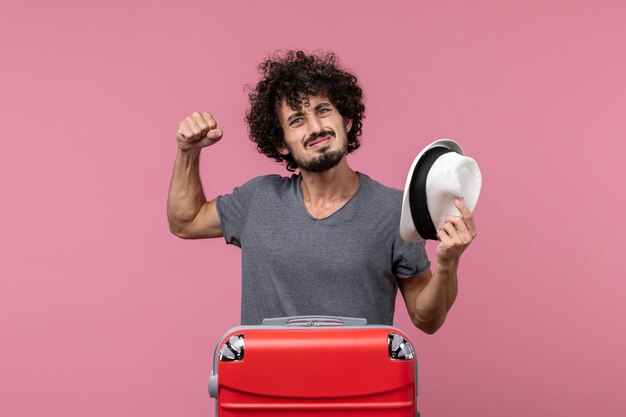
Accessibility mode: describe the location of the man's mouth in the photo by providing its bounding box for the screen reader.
[305,132,334,148]
[307,136,331,148]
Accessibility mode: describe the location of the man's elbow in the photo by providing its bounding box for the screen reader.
[415,321,443,335]
[410,312,446,335]
[168,220,192,239]
[169,226,186,239]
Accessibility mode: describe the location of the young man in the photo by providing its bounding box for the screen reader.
[167,51,477,333]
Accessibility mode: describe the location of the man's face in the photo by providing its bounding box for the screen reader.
[277,95,352,172]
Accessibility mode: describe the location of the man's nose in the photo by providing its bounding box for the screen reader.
[307,114,323,134]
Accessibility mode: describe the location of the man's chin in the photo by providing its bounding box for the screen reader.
[298,149,345,172]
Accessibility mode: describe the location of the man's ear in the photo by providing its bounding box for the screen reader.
[277,144,290,156]
[345,119,353,132]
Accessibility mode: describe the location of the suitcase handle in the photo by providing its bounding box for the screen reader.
[261,315,368,326]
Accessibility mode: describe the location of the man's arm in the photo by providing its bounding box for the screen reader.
[398,199,477,334]
[398,264,457,334]
[167,112,224,239]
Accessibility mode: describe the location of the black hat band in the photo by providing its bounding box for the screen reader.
[409,146,455,240]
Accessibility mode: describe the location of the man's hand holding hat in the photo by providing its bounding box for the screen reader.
[400,138,481,246]
[435,198,478,265]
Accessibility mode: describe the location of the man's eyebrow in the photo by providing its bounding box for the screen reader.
[314,102,332,110]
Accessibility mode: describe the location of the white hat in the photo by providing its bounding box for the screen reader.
[399,139,482,242]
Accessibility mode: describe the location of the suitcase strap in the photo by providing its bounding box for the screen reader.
[261,315,368,327]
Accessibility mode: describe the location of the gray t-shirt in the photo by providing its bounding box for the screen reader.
[216,173,430,325]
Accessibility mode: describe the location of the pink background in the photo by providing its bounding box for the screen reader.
[1,1,625,416]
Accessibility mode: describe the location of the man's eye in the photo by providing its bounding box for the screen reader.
[290,118,303,126]
[318,108,330,114]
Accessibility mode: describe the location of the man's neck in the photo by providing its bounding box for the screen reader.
[299,158,360,218]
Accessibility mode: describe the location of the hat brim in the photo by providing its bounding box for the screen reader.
[399,139,464,242]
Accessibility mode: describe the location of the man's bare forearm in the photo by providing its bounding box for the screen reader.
[413,260,458,334]
[167,148,207,234]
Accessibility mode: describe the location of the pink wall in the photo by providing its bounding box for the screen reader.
[2,1,625,416]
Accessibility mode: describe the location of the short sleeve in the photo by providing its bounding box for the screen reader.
[392,236,431,279]
[216,176,266,247]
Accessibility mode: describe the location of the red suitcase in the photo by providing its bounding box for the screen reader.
[209,316,419,417]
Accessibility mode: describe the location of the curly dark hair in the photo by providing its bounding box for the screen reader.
[245,50,365,172]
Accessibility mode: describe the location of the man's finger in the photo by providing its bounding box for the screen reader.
[437,229,453,246]
[201,112,217,130]
[191,111,209,131]
[444,216,465,230]
[185,116,202,137]
[441,222,459,241]
[454,199,477,236]
[206,128,224,143]
[445,216,471,241]
[177,125,194,141]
